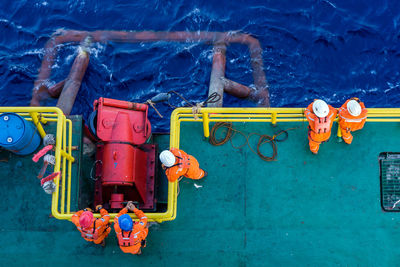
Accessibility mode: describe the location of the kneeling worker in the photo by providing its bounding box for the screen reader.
[305,99,337,154]
[338,97,367,144]
[159,148,207,182]
[71,205,111,246]
[114,201,148,255]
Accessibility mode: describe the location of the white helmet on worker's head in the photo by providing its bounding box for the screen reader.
[159,150,176,167]
[347,100,361,117]
[312,99,329,118]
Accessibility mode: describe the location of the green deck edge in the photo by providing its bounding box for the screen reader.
[1,120,400,266]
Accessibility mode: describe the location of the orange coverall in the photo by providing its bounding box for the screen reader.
[305,102,338,153]
[72,208,111,244]
[338,98,367,144]
[164,148,205,182]
[114,207,148,255]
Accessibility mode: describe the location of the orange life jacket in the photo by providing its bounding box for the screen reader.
[167,151,191,169]
[117,229,144,247]
[79,219,107,241]
[314,116,331,134]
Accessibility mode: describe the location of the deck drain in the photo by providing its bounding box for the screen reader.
[380,152,400,212]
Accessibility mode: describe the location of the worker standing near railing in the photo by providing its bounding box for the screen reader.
[114,201,148,255]
[338,98,368,144]
[159,148,207,182]
[71,205,111,246]
[305,99,337,154]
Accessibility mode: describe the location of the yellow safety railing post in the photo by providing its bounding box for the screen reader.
[336,123,343,142]
[29,112,46,138]
[202,112,210,138]
[60,149,75,162]
[337,124,342,138]
[39,113,48,124]
[271,112,277,125]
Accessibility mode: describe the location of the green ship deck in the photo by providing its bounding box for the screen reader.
[1,112,400,266]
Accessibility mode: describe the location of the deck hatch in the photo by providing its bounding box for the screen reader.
[380,152,400,212]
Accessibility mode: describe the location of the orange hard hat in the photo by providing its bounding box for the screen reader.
[79,211,94,228]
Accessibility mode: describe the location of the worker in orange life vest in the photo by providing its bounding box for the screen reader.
[159,148,207,182]
[338,98,367,144]
[305,99,338,154]
[114,201,148,255]
[71,205,111,246]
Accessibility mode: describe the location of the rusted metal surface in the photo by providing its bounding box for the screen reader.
[208,44,226,107]
[221,77,252,98]
[48,79,66,98]
[31,30,270,107]
[56,48,89,115]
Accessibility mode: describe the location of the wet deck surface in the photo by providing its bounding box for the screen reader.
[1,119,400,266]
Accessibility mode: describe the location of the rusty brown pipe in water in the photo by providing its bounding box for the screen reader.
[48,79,66,98]
[221,77,253,99]
[208,44,226,107]
[32,30,269,106]
[56,45,90,115]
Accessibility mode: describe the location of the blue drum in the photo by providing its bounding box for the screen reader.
[0,112,41,155]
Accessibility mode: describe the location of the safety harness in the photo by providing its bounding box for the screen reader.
[80,219,110,241]
[314,116,331,134]
[166,154,191,169]
[117,229,146,247]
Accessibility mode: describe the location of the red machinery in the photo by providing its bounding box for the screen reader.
[92,97,156,210]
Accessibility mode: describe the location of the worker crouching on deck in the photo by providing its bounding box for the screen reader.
[114,201,148,255]
[305,99,337,154]
[160,148,207,182]
[71,205,111,246]
[338,98,367,144]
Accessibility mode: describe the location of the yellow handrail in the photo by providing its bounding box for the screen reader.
[0,107,75,221]
[170,107,400,139]
[47,106,400,222]
[4,106,396,223]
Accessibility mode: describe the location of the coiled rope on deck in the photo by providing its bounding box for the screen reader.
[209,122,297,162]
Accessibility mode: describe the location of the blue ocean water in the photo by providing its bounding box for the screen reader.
[0,0,399,131]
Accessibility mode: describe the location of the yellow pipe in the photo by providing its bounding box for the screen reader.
[39,113,48,124]
[61,117,67,214]
[24,118,58,122]
[60,149,75,162]
[337,124,342,138]
[67,119,73,213]
[271,112,277,125]
[29,112,46,138]
[16,112,58,117]
[51,109,64,219]
[178,117,400,123]
[202,112,210,138]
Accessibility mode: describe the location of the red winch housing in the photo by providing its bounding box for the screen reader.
[93,97,157,210]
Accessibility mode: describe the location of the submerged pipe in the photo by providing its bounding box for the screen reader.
[32,30,270,107]
[246,37,270,107]
[221,77,252,98]
[48,79,66,98]
[56,39,90,115]
[208,44,226,107]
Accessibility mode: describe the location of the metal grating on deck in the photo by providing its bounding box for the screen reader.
[380,153,400,212]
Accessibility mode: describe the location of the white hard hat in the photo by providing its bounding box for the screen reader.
[159,150,176,167]
[347,100,361,116]
[312,99,329,118]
